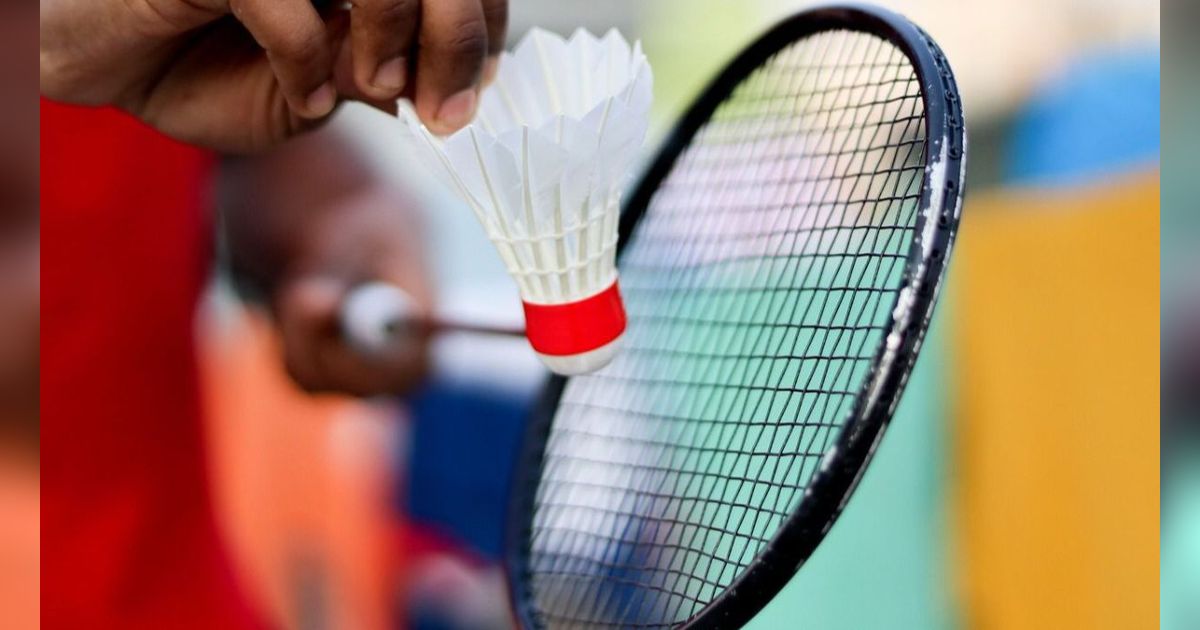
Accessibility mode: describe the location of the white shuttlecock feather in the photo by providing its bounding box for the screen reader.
[399,27,653,375]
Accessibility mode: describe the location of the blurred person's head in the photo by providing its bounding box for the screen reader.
[0,0,39,449]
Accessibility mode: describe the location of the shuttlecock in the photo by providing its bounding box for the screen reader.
[399,27,653,375]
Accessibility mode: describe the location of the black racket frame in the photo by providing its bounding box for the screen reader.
[505,5,966,628]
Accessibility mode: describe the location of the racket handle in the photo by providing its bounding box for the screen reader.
[340,282,525,353]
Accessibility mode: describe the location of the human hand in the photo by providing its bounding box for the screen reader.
[221,127,434,395]
[270,191,434,395]
[41,0,507,152]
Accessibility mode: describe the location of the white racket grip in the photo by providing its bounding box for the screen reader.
[340,282,416,354]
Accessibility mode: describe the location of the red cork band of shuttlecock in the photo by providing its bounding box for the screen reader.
[521,281,626,356]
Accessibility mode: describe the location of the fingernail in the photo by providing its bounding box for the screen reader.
[482,57,500,86]
[436,89,477,132]
[304,82,337,118]
[372,57,407,92]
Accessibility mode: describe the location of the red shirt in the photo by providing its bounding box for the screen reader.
[42,100,265,630]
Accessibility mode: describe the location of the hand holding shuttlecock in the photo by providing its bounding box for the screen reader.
[399,28,653,376]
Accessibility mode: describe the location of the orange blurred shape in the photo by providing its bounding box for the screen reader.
[200,304,402,630]
[952,171,1159,629]
[0,450,38,630]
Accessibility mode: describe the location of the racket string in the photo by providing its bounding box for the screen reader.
[525,28,930,628]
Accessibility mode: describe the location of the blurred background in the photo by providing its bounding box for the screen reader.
[27,0,1165,628]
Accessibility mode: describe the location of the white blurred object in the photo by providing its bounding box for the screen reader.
[398,28,653,376]
[340,282,418,354]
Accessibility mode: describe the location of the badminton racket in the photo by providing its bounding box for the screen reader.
[341,282,525,354]
[505,5,966,628]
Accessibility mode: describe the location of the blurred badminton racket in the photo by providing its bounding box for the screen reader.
[505,5,966,629]
[340,282,525,354]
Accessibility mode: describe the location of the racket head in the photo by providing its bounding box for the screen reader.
[507,5,966,628]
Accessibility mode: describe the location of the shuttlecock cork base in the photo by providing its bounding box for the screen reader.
[522,279,626,375]
[399,27,652,376]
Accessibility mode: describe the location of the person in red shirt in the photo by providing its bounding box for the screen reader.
[41,0,508,627]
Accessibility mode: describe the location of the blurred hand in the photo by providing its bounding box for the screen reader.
[272,189,434,396]
[40,0,507,152]
[222,127,433,396]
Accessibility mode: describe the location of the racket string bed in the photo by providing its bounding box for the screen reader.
[511,9,964,628]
